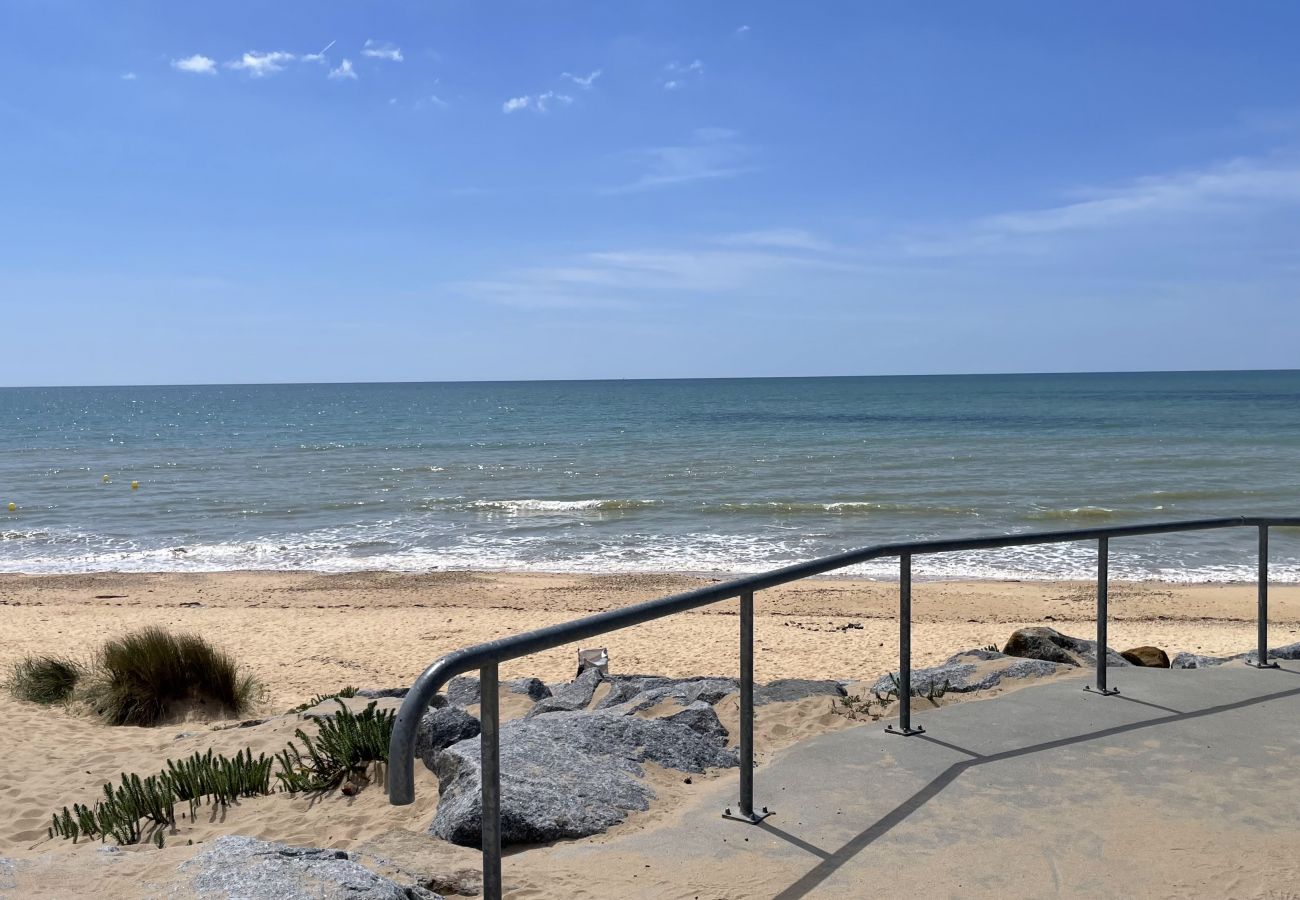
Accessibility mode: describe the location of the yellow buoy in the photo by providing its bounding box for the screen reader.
[131,481,140,490]
[7,502,14,512]
[103,474,110,483]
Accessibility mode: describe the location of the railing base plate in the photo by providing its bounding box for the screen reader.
[722,806,773,824]
[885,723,925,736]
[1246,660,1280,669]
[1083,685,1120,696]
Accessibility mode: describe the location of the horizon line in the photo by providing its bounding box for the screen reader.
[1,367,1297,391]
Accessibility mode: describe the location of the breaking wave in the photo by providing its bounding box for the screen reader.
[469,498,658,513]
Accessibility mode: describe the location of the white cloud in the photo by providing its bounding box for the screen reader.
[121,72,138,81]
[607,127,756,192]
[328,59,357,80]
[904,154,1300,257]
[171,54,217,75]
[362,40,403,62]
[227,50,296,77]
[561,69,601,89]
[454,231,853,310]
[502,90,573,114]
[302,40,336,63]
[736,25,752,35]
[661,59,704,90]
[717,229,835,253]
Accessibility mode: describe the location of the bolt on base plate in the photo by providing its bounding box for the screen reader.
[1083,685,1120,696]
[722,806,774,824]
[885,723,925,736]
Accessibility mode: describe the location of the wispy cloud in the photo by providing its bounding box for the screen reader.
[735,25,752,35]
[503,90,573,114]
[227,50,296,77]
[362,40,403,62]
[453,230,852,310]
[171,54,217,75]
[903,154,1300,257]
[607,127,756,193]
[121,72,138,81]
[661,59,704,91]
[717,228,836,253]
[328,59,357,81]
[561,69,602,89]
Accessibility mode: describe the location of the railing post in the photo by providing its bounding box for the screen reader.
[723,591,771,823]
[1248,525,1279,669]
[1086,537,1119,696]
[480,663,503,900]
[887,553,924,735]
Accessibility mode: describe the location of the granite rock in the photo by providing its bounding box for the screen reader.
[429,708,738,847]
[593,675,738,711]
[1003,627,1131,668]
[444,676,480,707]
[526,667,604,717]
[179,835,441,900]
[661,701,730,742]
[754,678,847,706]
[416,707,481,772]
[443,675,551,708]
[870,651,1069,696]
[1170,651,1238,669]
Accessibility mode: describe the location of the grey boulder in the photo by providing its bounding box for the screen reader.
[754,678,847,705]
[662,702,730,742]
[356,687,410,699]
[526,667,604,717]
[444,676,481,707]
[870,650,1068,696]
[1171,651,1239,669]
[429,708,738,847]
[1003,627,1131,668]
[594,675,738,710]
[416,707,481,771]
[444,675,551,708]
[179,835,441,899]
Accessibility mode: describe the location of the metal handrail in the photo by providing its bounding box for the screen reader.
[388,515,1300,898]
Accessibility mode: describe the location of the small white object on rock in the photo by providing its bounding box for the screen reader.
[578,647,609,677]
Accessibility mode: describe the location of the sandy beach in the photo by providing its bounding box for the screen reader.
[2,570,1297,896]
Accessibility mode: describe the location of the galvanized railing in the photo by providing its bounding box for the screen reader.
[387,516,1299,898]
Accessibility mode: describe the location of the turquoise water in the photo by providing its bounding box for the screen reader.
[1,371,1298,580]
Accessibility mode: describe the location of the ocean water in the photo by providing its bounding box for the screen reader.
[1,371,1298,582]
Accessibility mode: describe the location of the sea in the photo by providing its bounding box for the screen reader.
[2,371,1298,582]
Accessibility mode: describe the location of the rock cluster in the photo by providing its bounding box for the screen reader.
[425,693,737,847]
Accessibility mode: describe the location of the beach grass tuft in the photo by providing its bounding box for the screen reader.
[80,627,262,726]
[276,699,394,793]
[6,654,85,704]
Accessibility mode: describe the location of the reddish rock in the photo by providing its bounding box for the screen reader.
[1120,646,1170,668]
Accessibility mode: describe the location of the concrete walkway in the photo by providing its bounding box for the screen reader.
[513,663,1300,899]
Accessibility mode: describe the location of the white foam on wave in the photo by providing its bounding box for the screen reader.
[2,528,1297,583]
[470,499,656,513]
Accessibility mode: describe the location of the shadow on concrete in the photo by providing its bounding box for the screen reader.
[769,679,1300,900]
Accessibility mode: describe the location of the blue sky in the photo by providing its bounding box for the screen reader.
[3,1,1300,385]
